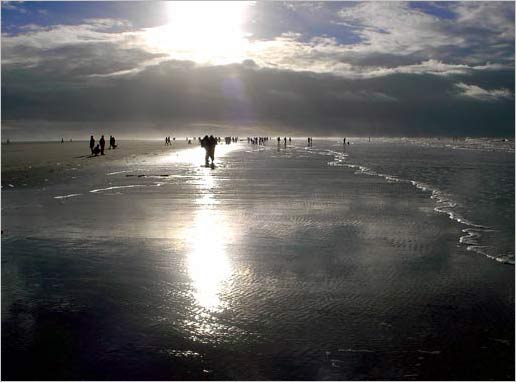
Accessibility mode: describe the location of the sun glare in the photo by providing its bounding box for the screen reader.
[144,1,252,64]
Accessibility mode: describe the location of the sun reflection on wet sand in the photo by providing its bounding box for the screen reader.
[187,207,232,311]
[182,143,240,314]
[158,142,238,166]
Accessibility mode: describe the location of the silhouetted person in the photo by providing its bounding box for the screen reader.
[93,144,101,156]
[61,138,64,143]
[207,135,217,167]
[201,135,210,166]
[99,135,106,155]
[90,136,95,154]
[343,137,346,145]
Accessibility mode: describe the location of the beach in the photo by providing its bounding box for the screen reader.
[1,138,514,380]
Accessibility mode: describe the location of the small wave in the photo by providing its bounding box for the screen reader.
[106,170,131,175]
[338,348,375,353]
[90,185,145,193]
[416,350,441,355]
[324,149,512,265]
[54,193,82,199]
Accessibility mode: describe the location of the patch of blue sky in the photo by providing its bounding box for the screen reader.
[409,2,457,20]
[249,2,362,45]
[1,1,168,34]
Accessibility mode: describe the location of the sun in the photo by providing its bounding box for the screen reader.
[143,1,252,65]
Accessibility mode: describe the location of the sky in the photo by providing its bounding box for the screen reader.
[1,1,514,139]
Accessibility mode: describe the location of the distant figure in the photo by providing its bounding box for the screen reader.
[89,136,95,154]
[368,136,371,142]
[277,137,281,144]
[93,144,101,156]
[61,138,64,143]
[110,135,117,149]
[99,135,106,155]
[289,137,291,142]
[343,137,346,145]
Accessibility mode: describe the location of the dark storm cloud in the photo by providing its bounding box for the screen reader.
[3,58,514,137]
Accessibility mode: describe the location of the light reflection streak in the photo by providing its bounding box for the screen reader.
[181,143,239,314]
[187,207,232,311]
[159,143,237,166]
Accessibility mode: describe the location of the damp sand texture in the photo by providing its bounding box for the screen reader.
[2,139,514,380]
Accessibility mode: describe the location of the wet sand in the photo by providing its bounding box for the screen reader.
[2,140,514,380]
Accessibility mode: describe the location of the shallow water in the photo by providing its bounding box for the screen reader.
[318,138,515,264]
[2,139,514,380]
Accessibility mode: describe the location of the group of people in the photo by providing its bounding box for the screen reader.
[165,136,175,145]
[89,135,117,156]
[248,137,270,145]
[224,137,239,144]
[277,137,292,146]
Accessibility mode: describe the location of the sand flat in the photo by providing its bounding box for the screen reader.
[2,139,514,380]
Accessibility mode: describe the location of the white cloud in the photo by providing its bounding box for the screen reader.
[1,19,140,68]
[2,1,28,14]
[2,3,513,80]
[454,83,513,101]
[337,2,461,56]
[451,2,515,40]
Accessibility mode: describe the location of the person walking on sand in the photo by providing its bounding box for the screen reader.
[99,135,106,155]
[200,135,217,166]
[109,135,117,149]
[90,135,95,154]
[201,135,210,166]
[206,135,218,167]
